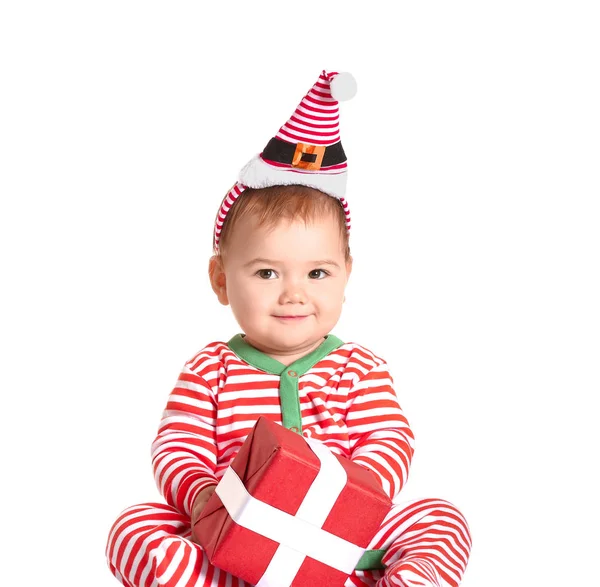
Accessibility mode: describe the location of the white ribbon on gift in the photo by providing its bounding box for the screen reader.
[214,437,365,586]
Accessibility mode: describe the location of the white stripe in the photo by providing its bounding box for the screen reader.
[255,438,348,585]
[173,378,211,393]
[165,393,214,410]
[282,119,340,135]
[299,98,339,112]
[291,112,340,127]
[217,405,281,418]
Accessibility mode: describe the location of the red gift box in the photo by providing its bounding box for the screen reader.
[194,416,391,586]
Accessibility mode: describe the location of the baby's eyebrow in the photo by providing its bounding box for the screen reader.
[244,258,341,269]
[311,259,341,269]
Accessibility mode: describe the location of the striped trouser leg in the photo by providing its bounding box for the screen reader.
[346,498,472,587]
[105,502,253,587]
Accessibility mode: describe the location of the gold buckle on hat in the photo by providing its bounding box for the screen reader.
[292,143,326,171]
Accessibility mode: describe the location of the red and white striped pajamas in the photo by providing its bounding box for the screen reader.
[106,334,471,586]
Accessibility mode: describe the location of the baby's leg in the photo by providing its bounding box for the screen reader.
[346,498,471,587]
[105,502,252,587]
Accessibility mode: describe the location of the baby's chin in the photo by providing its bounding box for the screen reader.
[245,326,327,351]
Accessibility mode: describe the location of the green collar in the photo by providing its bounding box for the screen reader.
[227,333,344,376]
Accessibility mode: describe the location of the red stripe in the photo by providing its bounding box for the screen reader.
[294,101,339,116]
[155,540,184,583]
[309,89,334,100]
[289,115,338,129]
[282,121,339,138]
[291,108,339,122]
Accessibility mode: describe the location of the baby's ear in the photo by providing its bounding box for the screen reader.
[208,256,229,306]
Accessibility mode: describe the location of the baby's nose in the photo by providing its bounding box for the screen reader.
[281,287,306,303]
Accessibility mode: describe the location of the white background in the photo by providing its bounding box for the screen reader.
[1,1,599,585]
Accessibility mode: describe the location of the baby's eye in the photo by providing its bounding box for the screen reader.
[309,269,329,279]
[256,269,277,279]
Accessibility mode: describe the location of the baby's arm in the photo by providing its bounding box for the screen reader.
[346,360,415,500]
[151,365,219,518]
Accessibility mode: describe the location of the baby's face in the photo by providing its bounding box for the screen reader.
[213,211,351,354]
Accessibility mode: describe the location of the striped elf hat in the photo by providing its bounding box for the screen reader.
[213,70,357,252]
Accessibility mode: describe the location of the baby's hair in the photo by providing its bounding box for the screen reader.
[214,185,351,262]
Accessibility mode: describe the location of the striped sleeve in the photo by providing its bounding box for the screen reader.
[346,360,415,500]
[150,365,219,517]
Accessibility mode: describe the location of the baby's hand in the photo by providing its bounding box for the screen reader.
[191,486,216,544]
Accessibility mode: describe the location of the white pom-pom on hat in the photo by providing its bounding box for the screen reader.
[330,72,357,101]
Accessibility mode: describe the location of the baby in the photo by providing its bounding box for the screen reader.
[106,70,471,587]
